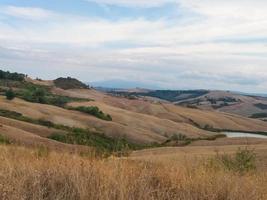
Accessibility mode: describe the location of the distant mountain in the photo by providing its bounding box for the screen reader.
[107,89,267,121]
[89,79,161,90]
[233,91,267,98]
[109,89,210,102]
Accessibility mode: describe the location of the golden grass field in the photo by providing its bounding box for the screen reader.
[0,144,266,200]
[130,141,267,170]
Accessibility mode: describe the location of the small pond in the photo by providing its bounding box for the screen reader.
[223,132,267,139]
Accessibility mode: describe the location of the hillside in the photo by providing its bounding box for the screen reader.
[52,88,267,134]
[110,89,267,121]
[0,71,266,152]
[176,91,267,121]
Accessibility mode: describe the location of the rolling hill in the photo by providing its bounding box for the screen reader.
[109,89,267,121]
[0,70,266,152]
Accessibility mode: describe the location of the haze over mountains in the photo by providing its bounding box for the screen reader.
[91,79,267,97]
[90,79,162,90]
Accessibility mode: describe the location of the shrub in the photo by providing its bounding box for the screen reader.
[0,109,23,118]
[234,147,257,172]
[17,83,89,107]
[70,106,112,121]
[48,131,134,155]
[0,134,10,144]
[22,86,47,104]
[48,96,70,107]
[170,133,187,141]
[250,113,267,119]
[38,119,54,127]
[214,147,256,174]
[5,89,16,100]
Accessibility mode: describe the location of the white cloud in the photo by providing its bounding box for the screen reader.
[85,0,176,7]
[179,0,267,20]
[1,2,267,92]
[0,6,55,20]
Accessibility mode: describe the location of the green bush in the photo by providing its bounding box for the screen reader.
[17,84,86,107]
[48,96,70,107]
[0,109,24,119]
[170,133,187,141]
[5,89,16,100]
[250,113,267,118]
[38,119,54,127]
[48,130,135,155]
[0,134,10,145]
[70,106,112,121]
[22,87,47,104]
[214,147,256,174]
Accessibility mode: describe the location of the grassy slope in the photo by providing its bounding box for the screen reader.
[1,78,267,147]
[0,118,91,153]
[175,90,267,119]
[64,89,267,132]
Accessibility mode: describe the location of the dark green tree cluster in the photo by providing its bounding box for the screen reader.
[16,83,85,107]
[22,87,47,103]
[5,89,16,100]
[0,70,26,81]
[72,106,112,121]
[54,77,89,90]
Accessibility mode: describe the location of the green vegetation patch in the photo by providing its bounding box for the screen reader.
[0,70,26,81]
[54,77,89,90]
[0,134,10,145]
[164,133,226,146]
[254,103,267,110]
[0,73,90,107]
[164,133,192,146]
[250,112,267,119]
[5,89,16,100]
[209,147,257,174]
[14,83,89,107]
[69,106,112,121]
[0,109,51,126]
[0,108,148,154]
[48,130,135,153]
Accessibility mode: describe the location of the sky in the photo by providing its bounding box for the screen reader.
[0,0,267,92]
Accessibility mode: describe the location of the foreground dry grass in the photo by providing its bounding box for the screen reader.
[0,145,266,200]
[130,142,267,170]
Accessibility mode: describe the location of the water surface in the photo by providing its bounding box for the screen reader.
[224,132,267,139]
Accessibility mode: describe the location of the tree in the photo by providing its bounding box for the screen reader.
[5,89,15,100]
[32,88,46,103]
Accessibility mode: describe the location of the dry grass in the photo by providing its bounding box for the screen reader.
[130,143,267,170]
[1,90,267,145]
[0,145,266,200]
